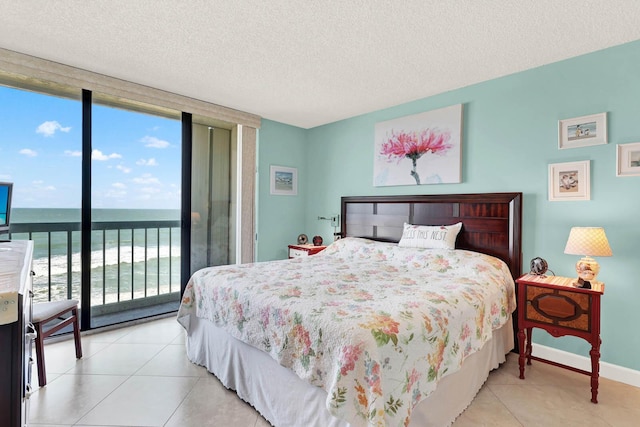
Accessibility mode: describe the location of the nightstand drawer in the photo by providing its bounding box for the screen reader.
[289,248,309,258]
[525,284,592,332]
[288,244,326,259]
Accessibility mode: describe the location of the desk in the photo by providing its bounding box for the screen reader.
[0,240,34,427]
[516,274,603,403]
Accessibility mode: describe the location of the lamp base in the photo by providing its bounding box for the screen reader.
[575,255,600,283]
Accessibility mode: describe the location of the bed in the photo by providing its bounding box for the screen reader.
[177,192,522,427]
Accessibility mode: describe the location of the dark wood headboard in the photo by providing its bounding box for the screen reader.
[340,193,523,280]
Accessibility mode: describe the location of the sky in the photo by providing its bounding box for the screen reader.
[0,85,181,209]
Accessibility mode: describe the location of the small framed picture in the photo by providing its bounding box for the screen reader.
[616,142,640,177]
[558,113,607,149]
[270,165,297,196]
[548,160,590,201]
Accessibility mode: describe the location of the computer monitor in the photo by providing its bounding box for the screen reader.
[0,182,13,236]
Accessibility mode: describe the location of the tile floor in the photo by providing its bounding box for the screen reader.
[29,315,640,427]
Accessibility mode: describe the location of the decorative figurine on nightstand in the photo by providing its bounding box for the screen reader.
[529,257,554,276]
[297,234,308,245]
[312,235,323,246]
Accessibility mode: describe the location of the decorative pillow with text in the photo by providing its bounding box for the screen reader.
[398,222,463,250]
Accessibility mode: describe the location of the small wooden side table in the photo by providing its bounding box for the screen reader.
[288,244,326,259]
[516,273,604,403]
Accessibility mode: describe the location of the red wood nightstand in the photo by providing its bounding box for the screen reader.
[516,274,604,403]
[288,244,326,259]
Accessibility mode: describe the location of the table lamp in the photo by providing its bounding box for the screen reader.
[563,227,612,288]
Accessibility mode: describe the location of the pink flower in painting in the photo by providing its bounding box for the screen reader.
[380,128,452,184]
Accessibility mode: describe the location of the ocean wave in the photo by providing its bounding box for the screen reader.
[31,244,180,277]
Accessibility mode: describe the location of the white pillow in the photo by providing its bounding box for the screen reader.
[398,222,462,250]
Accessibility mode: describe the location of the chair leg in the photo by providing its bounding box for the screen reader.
[34,323,47,387]
[72,307,83,359]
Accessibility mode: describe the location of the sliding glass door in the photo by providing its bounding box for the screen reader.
[1,79,249,330]
[190,122,235,274]
[89,94,182,327]
[0,85,83,304]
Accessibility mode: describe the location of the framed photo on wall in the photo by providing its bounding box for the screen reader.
[558,112,607,149]
[270,165,298,196]
[548,160,590,201]
[616,142,640,177]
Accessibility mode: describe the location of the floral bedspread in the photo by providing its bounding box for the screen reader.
[177,237,516,427]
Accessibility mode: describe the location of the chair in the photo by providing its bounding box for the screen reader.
[32,299,83,387]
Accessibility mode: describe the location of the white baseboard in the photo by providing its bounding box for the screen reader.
[532,344,640,388]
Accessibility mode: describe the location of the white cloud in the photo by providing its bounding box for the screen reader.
[132,173,160,185]
[64,150,82,157]
[36,120,71,137]
[105,188,127,199]
[141,136,170,148]
[139,187,161,194]
[31,180,55,191]
[116,164,131,174]
[0,174,11,180]
[92,149,122,161]
[19,148,37,157]
[136,157,158,166]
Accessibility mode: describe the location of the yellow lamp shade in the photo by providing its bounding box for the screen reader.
[564,227,612,286]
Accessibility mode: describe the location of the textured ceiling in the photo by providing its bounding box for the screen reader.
[1,1,640,129]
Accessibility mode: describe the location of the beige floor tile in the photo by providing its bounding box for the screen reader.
[452,387,521,426]
[25,424,72,427]
[164,374,260,427]
[76,375,198,426]
[171,328,187,345]
[113,317,183,344]
[577,377,640,427]
[34,339,110,376]
[135,344,208,377]
[31,372,62,392]
[491,383,612,427]
[27,424,73,427]
[29,374,128,425]
[489,352,590,389]
[81,326,133,343]
[69,342,165,375]
[254,414,273,427]
[27,316,640,427]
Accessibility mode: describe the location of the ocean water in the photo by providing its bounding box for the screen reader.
[11,208,181,304]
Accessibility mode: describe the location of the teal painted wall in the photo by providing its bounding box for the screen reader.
[257,40,640,371]
[257,119,308,261]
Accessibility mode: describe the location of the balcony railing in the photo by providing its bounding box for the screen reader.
[8,220,181,315]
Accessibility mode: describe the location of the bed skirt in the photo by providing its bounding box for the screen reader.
[182,314,513,427]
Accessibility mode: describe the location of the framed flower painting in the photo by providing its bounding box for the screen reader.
[373,104,463,186]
